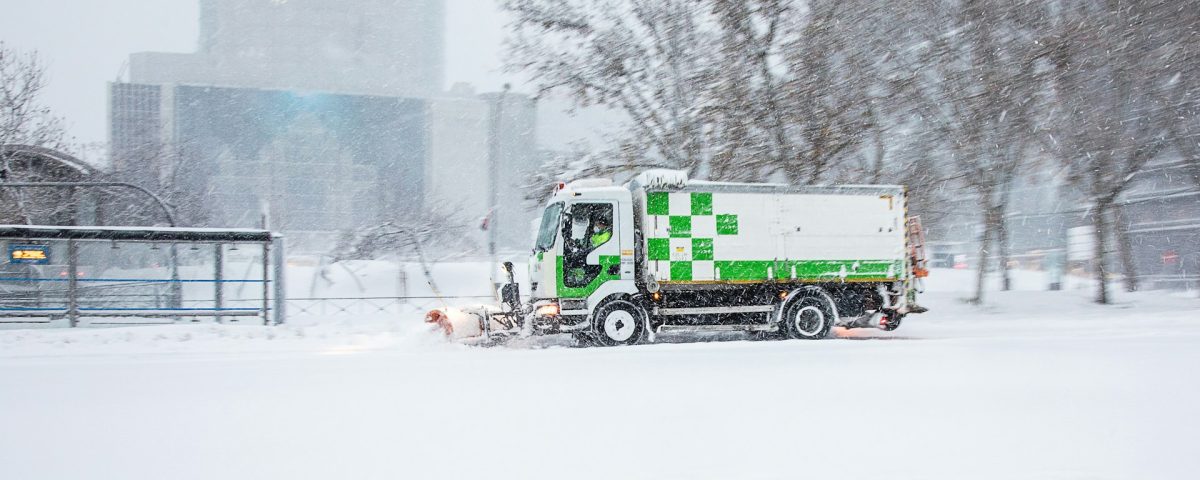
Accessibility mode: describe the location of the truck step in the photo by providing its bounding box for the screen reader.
[656,323,777,333]
[652,305,775,316]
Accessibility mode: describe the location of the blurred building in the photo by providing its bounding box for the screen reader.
[108,0,543,252]
[484,92,541,249]
[130,0,444,98]
[110,83,538,251]
[1120,157,1200,289]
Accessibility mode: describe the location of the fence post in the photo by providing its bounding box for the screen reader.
[169,243,182,312]
[214,244,224,324]
[67,239,78,327]
[261,240,270,326]
[272,235,286,325]
[398,267,408,298]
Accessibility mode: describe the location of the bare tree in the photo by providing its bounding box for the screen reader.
[1,42,72,224]
[771,0,879,185]
[0,43,66,153]
[1163,1,1200,188]
[333,207,481,260]
[504,0,711,173]
[102,138,213,227]
[503,0,898,184]
[704,0,891,184]
[1044,0,1181,303]
[912,0,1051,303]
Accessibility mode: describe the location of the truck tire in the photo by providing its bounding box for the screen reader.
[591,299,646,347]
[780,289,835,340]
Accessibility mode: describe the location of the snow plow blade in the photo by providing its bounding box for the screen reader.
[424,305,524,345]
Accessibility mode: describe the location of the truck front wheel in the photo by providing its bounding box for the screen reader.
[591,299,646,347]
[781,290,835,340]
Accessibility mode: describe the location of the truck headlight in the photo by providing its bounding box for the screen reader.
[535,303,560,317]
[559,298,587,311]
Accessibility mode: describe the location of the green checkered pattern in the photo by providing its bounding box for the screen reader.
[645,192,736,281]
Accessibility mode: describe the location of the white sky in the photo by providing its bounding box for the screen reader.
[0,0,518,150]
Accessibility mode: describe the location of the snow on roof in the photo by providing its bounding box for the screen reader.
[634,169,689,189]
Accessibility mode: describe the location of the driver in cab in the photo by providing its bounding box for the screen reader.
[590,215,612,248]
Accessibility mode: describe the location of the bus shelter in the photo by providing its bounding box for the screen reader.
[0,225,285,327]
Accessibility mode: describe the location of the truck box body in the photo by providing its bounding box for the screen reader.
[638,183,908,286]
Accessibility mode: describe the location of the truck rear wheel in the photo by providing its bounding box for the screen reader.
[591,299,646,347]
[780,290,834,340]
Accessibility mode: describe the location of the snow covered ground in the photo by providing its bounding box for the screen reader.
[2,267,1199,479]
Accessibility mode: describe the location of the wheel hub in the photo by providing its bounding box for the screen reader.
[603,310,637,342]
[794,305,825,336]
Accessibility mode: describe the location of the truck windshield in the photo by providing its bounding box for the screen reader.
[534,202,564,252]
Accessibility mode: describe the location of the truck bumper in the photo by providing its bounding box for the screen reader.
[530,314,588,334]
[528,298,590,334]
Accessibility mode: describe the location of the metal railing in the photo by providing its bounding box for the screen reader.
[1141,274,1200,291]
[285,295,495,317]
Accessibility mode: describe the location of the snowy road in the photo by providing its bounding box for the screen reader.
[2,271,1199,479]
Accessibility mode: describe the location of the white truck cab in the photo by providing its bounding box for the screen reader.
[529,182,638,322]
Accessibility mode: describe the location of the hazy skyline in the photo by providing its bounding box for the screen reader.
[0,0,519,155]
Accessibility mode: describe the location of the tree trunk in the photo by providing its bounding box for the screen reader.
[972,216,992,304]
[997,207,1012,291]
[1092,202,1110,304]
[1114,203,1138,292]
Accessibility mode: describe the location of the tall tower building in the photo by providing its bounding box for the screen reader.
[130,0,445,97]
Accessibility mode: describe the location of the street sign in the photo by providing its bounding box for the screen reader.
[8,244,50,265]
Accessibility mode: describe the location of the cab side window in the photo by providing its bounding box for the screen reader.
[562,203,614,288]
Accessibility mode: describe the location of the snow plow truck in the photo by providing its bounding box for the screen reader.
[426,169,928,346]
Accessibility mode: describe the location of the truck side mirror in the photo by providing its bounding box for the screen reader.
[502,261,515,283]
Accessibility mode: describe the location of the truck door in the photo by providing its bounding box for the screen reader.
[560,202,620,297]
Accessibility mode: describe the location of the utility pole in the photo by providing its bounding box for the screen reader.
[487,84,511,293]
